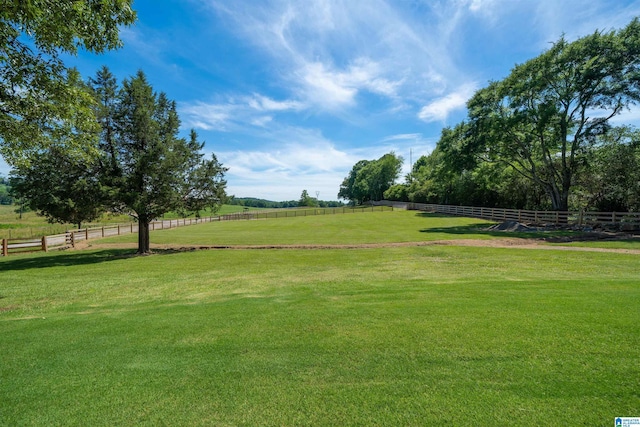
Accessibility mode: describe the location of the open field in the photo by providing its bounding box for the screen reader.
[94,209,640,250]
[96,210,503,246]
[1,211,639,425]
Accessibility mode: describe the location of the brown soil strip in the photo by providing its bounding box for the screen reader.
[76,239,640,255]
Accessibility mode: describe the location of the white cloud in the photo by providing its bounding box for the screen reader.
[204,0,470,114]
[251,116,274,127]
[417,83,477,123]
[466,0,499,14]
[298,62,358,108]
[382,133,423,142]
[218,139,360,200]
[180,94,305,131]
[247,94,304,112]
[180,102,233,131]
[295,58,401,109]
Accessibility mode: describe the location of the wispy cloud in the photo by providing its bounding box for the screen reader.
[217,136,361,200]
[180,93,304,131]
[247,94,304,112]
[294,58,402,109]
[417,83,477,123]
[180,102,234,131]
[203,0,474,114]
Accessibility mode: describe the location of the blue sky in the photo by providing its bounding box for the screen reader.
[3,0,640,200]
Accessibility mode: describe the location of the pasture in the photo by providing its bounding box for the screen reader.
[1,210,638,425]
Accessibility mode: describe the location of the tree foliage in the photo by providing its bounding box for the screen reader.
[10,147,106,228]
[93,69,228,253]
[459,18,640,210]
[387,19,640,212]
[0,0,136,165]
[298,189,317,207]
[573,126,640,211]
[339,153,403,205]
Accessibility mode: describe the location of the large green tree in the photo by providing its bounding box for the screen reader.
[0,0,136,165]
[339,153,403,205]
[459,18,640,211]
[338,160,371,205]
[95,70,227,254]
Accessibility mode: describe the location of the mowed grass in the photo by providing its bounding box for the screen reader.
[97,209,640,249]
[99,210,504,246]
[1,212,639,425]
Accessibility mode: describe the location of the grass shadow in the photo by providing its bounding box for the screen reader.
[414,211,637,242]
[419,222,583,240]
[414,212,470,219]
[0,249,138,272]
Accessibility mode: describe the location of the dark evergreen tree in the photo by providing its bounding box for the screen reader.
[102,70,227,253]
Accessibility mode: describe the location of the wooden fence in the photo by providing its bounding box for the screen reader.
[375,201,640,230]
[1,205,393,257]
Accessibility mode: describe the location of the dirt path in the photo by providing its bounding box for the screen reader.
[76,238,640,255]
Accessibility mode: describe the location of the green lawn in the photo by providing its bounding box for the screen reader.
[550,238,640,250]
[96,209,640,249]
[1,212,639,425]
[97,210,518,246]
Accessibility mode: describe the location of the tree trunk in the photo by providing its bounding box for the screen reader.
[138,219,150,254]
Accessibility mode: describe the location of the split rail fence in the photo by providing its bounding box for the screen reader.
[376,201,640,230]
[1,205,393,257]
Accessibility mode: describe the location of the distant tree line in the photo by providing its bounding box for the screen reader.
[229,194,344,209]
[384,19,640,213]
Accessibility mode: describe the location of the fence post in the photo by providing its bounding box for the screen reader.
[2,238,7,256]
[131,223,133,233]
[42,235,48,252]
[612,212,616,225]
[118,225,121,235]
[70,232,75,248]
[102,226,105,238]
[85,228,89,241]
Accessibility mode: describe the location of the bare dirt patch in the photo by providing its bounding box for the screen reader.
[75,238,640,255]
